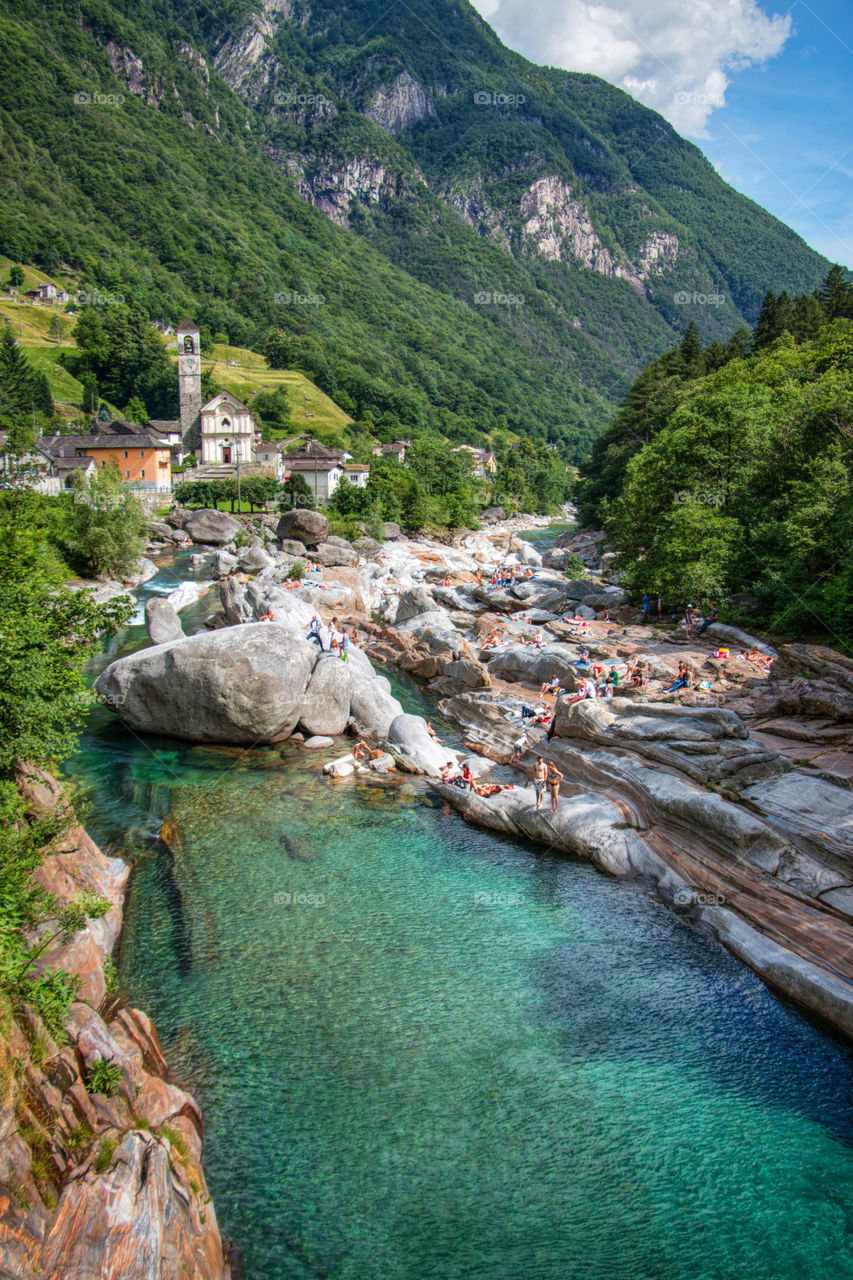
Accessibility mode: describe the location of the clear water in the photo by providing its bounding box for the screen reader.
[65,552,853,1280]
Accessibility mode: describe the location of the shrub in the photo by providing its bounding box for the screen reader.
[85,1058,123,1097]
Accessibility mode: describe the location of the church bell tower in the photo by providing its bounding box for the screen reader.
[177,317,202,438]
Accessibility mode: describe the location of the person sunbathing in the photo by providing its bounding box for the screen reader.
[426,721,440,741]
[474,782,515,797]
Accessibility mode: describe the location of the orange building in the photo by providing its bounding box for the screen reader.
[71,434,172,491]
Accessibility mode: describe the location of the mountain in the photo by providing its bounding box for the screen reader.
[0,0,831,457]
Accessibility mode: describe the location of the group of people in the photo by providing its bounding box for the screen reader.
[307,614,357,660]
[484,564,534,589]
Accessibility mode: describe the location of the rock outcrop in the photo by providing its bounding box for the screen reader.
[0,768,229,1280]
[276,508,329,547]
[183,509,242,546]
[145,598,184,646]
[95,624,316,743]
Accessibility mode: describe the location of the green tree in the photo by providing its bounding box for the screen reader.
[7,265,24,288]
[65,465,147,578]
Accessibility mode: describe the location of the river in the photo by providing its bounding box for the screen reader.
[65,547,853,1280]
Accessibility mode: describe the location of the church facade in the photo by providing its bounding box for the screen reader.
[199,390,257,465]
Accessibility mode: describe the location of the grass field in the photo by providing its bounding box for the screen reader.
[0,281,353,437]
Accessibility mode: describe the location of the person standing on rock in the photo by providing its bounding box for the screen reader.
[546,762,564,813]
[308,615,324,650]
[533,756,547,810]
[511,730,530,763]
[642,593,651,622]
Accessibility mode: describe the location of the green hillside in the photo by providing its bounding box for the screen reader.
[0,0,831,460]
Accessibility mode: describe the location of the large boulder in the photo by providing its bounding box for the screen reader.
[220,578,254,624]
[384,713,456,777]
[276,508,329,547]
[211,549,239,579]
[144,598,184,646]
[395,587,438,624]
[313,541,359,567]
[349,675,404,741]
[480,507,506,524]
[183,508,242,546]
[94,623,316,743]
[298,653,354,736]
[487,642,580,687]
[280,538,309,557]
[238,538,275,572]
[381,521,402,540]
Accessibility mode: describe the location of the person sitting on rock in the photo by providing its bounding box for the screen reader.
[461,762,473,789]
[663,660,692,693]
[605,665,620,696]
[426,720,440,741]
[576,646,591,667]
[684,605,701,638]
[699,604,718,633]
[539,675,561,698]
[257,610,275,622]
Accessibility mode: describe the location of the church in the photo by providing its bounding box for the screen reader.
[160,318,258,466]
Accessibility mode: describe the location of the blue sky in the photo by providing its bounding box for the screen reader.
[702,1,853,267]
[471,0,853,268]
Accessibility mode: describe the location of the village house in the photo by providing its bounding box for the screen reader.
[452,444,497,477]
[42,429,172,491]
[254,440,287,481]
[371,439,410,463]
[282,437,360,504]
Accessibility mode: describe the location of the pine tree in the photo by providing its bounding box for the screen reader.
[817,265,853,321]
[752,291,781,349]
[678,322,703,375]
[0,328,35,417]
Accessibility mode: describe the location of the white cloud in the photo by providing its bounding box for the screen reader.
[471,0,792,136]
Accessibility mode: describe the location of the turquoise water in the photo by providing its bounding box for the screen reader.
[66,553,853,1280]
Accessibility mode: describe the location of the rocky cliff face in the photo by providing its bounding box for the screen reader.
[0,769,231,1280]
[365,71,436,133]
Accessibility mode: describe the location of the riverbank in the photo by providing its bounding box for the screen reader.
[0,767,232,1279]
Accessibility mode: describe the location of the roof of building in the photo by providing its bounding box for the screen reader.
[178,317,199,332]
[147,419,182,434]
[43,433,170,454]
[283,437,344,462]
[201,390,252,415]
[342,462,370,472]
[255,441,283,452]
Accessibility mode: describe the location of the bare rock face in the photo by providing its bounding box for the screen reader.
[95,623,316,743]
[0,769,228,1280]
[183,508,243,546]
[395,587,438,624]
[299,653,354,736]
[313,541,358,567]
[384,713,456,777]
[349,676,405,741]
[553,697,786,787]
[276,508,329,547]
[144,597,184,646]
